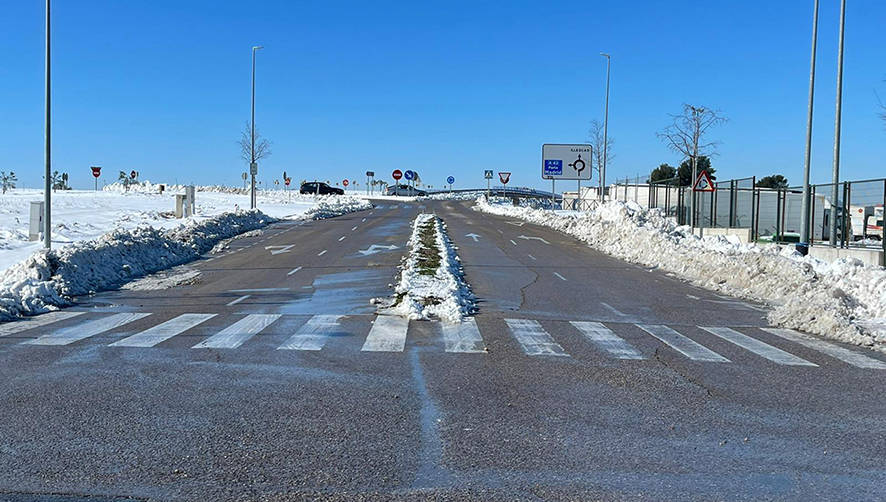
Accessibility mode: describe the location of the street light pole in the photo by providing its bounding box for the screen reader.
[829,0,846,247]
[798,0,820,255]
[250,45,263,210]
[43,0,51,249]
[600,53,611,204]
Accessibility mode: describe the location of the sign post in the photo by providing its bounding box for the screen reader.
[404,170,415,197]
[447,176,455,194]
[366,171,375,195]
[90,166,101,191]
[542,144,593,211]
[692,170,715,238]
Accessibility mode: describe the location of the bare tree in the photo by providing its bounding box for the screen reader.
[0,171,16,194]
[588,119,615,180]
[657,104,727,225]
[239,122,271,165]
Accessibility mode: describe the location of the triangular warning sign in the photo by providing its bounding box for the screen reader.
[693,170,715,192]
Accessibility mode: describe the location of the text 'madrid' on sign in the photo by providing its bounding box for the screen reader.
[541,144,593,180]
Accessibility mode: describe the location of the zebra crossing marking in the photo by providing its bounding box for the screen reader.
[571,321,645,360]
[25,313,151,346]
[441,318,485,353]
[762,328,886,369]
[278,315,343,351]
[110,313,217,348]
[192,314,281,349]
[504,319,568,356]
[362,316,408,352]
[637,324,730,362]
[0,311,85,337]
[700,326,816,366]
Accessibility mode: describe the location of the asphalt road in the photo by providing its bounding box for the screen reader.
[0,199,884,501]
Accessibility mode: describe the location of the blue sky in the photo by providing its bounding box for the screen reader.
[1,0,884,191]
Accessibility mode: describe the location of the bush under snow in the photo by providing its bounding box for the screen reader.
[474,198,886,354]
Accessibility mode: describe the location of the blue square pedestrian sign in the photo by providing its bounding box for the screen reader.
[544,160,563,177]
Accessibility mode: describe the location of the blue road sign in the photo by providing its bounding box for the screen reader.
[404,170,415,181]
[447,176,455,185]
[544,160,563,177]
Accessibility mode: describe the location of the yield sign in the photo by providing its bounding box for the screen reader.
[693,170,715,192]
[499,172,511,184]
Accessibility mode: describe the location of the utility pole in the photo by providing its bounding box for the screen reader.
[250,45,263,210]
[829,0,846,247]
[687,106,703,229]
[43,0,52,249]
[600,53,611,203]
[798,0,820,255]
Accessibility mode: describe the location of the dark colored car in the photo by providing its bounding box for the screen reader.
[300,181,344,195]
[385,184,427,196]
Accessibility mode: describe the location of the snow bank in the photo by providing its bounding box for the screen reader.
[474,198,886,353]
[379,214,476,323]
[0,194,373,321]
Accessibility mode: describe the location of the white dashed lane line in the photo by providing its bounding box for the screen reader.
[318,250,328,256]
[553,272,567,281]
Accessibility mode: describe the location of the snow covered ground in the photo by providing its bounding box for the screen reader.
[378,213,475,323]
[0,184,350,274]
[475,198,886,354]
[0,184,371,320]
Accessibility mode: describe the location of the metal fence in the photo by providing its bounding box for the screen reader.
[634,176,886,251]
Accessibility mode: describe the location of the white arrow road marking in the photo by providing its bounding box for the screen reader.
[518,235,550,244]
[465,233,481,242]
[358,244,399,256]
[505,221,526,227]
[265,244,295,255]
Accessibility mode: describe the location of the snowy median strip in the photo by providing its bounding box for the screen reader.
[0,196,372,321]
[474,198,886,354]
[376,213,476,323]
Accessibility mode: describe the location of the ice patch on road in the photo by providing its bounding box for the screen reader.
[474,198,886,353]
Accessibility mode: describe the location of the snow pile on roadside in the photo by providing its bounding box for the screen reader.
[474,198,886,353]
[302,196,372,219]
[423,191,486,201]
[0,211,274,320]
[379,213,475,323]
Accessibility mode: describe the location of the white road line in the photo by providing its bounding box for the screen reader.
[637,324,730,362]
[110,313,217,348]
[553,272,567,281]
[571,321,645,360]
[228,288,290,293]
[504,319,568,356]
[510,239,517,246]
[277,314,343,351]
[362,316,409,352]
[226,295,250,306]
[318,249,328,256]
[25,313,151,346]
[599,302,629,318]
[0,311,85,337]
[361,218,367,222]
[700,327,816,366]
[441,319,485,353]
[338,236,346,241]
[352,226,358,231]
[287,266,303,276]
[527,254,537,261]
[762,328,886,369]
[192,314,281,349]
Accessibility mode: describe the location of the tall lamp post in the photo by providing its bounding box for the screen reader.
[600,53,611,203]
[798,0,820,255]
[44,0,52,249]
[250,45,263,209]
[829,0,847,247]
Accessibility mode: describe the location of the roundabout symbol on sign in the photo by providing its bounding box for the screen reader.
[447,176,455,185]
[568,154,586,175]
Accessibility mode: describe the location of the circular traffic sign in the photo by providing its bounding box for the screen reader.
[392,169,403,180]
[404,170,415,181]
[447,176,455,185]
[343,179,349,187]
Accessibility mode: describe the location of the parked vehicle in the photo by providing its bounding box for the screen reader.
[385,184,426,196]
[300,181,344,195]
